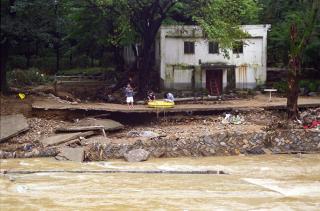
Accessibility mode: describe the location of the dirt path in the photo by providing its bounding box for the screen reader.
[32,95,320,113]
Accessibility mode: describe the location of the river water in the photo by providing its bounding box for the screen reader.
[1,154,320,210]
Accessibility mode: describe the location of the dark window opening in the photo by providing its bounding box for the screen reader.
[209,41,219,54]
[233,41,243,54]
[184,41,195,54]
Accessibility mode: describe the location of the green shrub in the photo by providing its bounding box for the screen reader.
[299,80,320,92]
[273,81,288,93]
[8,68,52,87]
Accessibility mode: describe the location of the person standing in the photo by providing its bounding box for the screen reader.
[125,84,134,109]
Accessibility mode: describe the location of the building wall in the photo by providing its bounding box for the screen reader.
[157,25,271,90]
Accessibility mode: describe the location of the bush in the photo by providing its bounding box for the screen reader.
[273,81,288,93]
[299,80,320,92]
[7,68,52,87]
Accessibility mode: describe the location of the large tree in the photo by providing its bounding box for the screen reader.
[0,0,59,93]
[91,0,260,95]
[286,0,319,119]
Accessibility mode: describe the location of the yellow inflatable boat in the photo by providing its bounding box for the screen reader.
[148,100,175,108]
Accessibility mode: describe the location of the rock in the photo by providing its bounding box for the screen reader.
[127,130,159,138]
[139,131,159,138]
[0,114,29,142]
[55,147,84,162]
[0,150,15,159]
[220,142,227,147]
[262,148,272,155]
[124,149,150,162]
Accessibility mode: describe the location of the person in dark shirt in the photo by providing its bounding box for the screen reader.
[147,90,156,102]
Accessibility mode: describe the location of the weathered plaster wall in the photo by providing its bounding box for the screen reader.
[157,25,270,90]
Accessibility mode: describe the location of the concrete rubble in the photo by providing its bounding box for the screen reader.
[0,114,29,142]
[56,118,124,132]
[55,147,85,162]
[40,131,95,147]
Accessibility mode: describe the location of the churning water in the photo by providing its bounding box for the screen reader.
[1,154,320,210]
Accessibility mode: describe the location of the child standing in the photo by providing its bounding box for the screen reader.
[125,84,134,109]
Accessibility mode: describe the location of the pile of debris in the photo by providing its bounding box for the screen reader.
[40,118,124,162]
[0,114,125,162]
[220,113,245,125]
[300,108,320,130]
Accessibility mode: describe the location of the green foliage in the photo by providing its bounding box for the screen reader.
[299,80,320,92]
[7,68,52,87]
[194,0,261,56]
[58,67,115,76]
[274,80,320,93]
[273,81,288,93]
[260,0,320,69]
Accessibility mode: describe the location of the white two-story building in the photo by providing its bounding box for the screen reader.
[154,25,271,95]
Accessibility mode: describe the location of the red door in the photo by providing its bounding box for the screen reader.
[206,69,223,95]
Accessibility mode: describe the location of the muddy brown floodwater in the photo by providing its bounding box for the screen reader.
[1,154,320,210]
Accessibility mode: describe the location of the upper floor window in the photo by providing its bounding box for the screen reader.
[233,41,243,54]
[209,41,219,54]
[184,41,195,54]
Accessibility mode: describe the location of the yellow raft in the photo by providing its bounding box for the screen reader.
[148,100,175,108]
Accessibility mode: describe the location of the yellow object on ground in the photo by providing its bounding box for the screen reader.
[148,100,175,108]
[18,93,26,100]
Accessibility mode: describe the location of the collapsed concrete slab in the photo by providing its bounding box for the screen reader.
[55,147,84,162]
[55,118,124,133]
[40,131,94,147]
[0,114,29,142]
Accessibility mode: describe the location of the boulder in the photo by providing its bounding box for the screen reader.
[55,147,84,162]
[0,114,29,142]
[124,149,150,162]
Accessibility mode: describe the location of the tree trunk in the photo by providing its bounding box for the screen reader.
[69,54,73,66]
[55,46,60,73]
[287,66,300,119]
[138,36,155,96]
[0,41,9,94]
[26,50,31,69]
